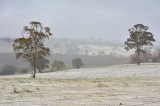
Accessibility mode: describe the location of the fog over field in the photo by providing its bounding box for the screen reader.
[0,38,130,71]
[0,0,160,106]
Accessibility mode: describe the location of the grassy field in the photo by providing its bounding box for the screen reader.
[0,76,160,106]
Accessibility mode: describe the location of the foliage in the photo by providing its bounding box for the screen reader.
[52,60,65,70]
[125,24,155,65]
[19,68,29,74]
[13,21,53,78]
[36,58,49,73]
[72,58,83,69]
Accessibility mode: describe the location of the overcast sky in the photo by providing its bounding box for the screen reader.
[0,0,160,43]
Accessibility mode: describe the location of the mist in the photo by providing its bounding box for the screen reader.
[0,0,160,43]
[1,1,160,105]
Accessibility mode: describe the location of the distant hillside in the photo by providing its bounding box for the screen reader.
[46,38,134,57]
[0,53,29,69]
[0,53,130,71]
[50,54,130,67]
[0,38,130,73]
[0,38,133,57]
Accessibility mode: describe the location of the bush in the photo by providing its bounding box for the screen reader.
[0,64,17,75]
[52,60,65,70]
[72,58,83,69]
[19,68,28,74]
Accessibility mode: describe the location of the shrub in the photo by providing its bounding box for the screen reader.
[19,68,28,74]
[72,58,83,69]
[52,60,65,70]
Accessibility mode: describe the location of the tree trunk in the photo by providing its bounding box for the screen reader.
[137,51,140,65]
[32,34,37,78]
[31,66,36,78]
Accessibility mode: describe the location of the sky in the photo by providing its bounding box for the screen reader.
[0,0,160,43]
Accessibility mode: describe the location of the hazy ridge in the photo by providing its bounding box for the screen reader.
[0,38,130,71]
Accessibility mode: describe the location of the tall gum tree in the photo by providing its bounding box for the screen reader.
[13,21,53,78]
[125,24,155,65]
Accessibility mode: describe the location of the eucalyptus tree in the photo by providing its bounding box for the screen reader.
[125,24,155,65]
[13,21,53,78]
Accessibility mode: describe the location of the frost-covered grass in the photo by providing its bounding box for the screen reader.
[0,77,160,106]
[38,63,160,79]
[0,63,160,106]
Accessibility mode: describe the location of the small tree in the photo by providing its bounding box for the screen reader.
[125,24,155,65]
[19,68,29,74]
[52,60,65,70]
[72,58,83,69]
[13,21,53,78]
[36,58,49,73]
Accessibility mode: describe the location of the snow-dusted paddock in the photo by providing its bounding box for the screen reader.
[4,63,160,79]
[0,63,160,106]
[37,63,160,79]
